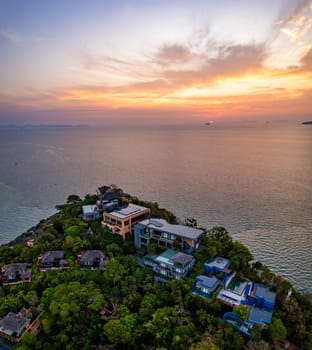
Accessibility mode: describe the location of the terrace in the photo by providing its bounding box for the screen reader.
[143,249,195,281]
[217,274,251,307]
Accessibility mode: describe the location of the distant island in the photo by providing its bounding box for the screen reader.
[0,185,311,350]
[301,121,312,125]
[0,124,89,129]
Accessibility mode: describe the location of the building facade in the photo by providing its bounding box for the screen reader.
[102,203,150,239]
[134,218,203,253]
[144,249,195,281]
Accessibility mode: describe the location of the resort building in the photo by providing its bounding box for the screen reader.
[0,309,41,344]
[78,250,106,269]
[247,284,276,310]
[134,218,203,253]
[220,281,277,334]
[82,205,101,221]
[37,250,69,271]
[223,304,275,336]
[217,273,252,307]
[1,263,31,285]
[102,203,150,240]
[192,275,220,298]
[143,249,195,281]
[204,257,231,277]
[247,307,273,330]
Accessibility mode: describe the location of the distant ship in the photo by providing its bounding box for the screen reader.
[301,121,312,125]
[204,121,214,126]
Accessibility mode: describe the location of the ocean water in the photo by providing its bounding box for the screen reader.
[0,123,311,292]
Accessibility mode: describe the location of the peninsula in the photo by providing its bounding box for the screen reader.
[0,185,311,350]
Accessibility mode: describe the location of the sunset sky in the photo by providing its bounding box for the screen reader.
[1,0,312,124]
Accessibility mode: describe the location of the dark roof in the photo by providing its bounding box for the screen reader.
[0,312,30,335]
[40,250,65,264]
[98,186,110,194]
[248,308,273,325]
[80,250,105,263]
[100,191,128,202]
[171,252,194,265]
[3,263,29,275]
[254,284,276,304]
[2,263,31,281]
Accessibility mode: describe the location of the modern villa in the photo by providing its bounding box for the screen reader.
[143,249,195,281]
[134,218,203,253]
[102,203,151,239]
[82,205,101,221]
[204,257,231,276]
[192,275,220,298]
[217,273,252,306]
[218,273,277,334]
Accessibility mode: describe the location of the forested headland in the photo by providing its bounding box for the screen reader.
[0,187,311,350]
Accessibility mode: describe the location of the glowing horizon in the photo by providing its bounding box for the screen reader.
[1,0,312,124]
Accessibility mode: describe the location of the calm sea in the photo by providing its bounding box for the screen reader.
[0,123,311,292]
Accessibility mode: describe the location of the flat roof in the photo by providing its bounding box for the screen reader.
[205,257,230,270]
[248,308,273,325]
[254,284,276,304]
[155,249,193,266]
[196,275,219,289]
[82,205,97,214]
[138,218,203,240]
[108,203,149,219]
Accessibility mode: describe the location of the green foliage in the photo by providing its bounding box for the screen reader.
[66,194,82,204]
[233,305,249,321]
[104,319,132,344]
[1,189,311,350]
[104,257,126,286]
[249,324,262,342]
[229,241,253,271]
[204,227,233,258]
[269,318,287,343]
[64,225,85,238]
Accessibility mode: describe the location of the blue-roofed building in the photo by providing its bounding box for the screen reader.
[247,284,276,310]
[247,307,273,330]
[204,257,231,275]
[192,275,220,299]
